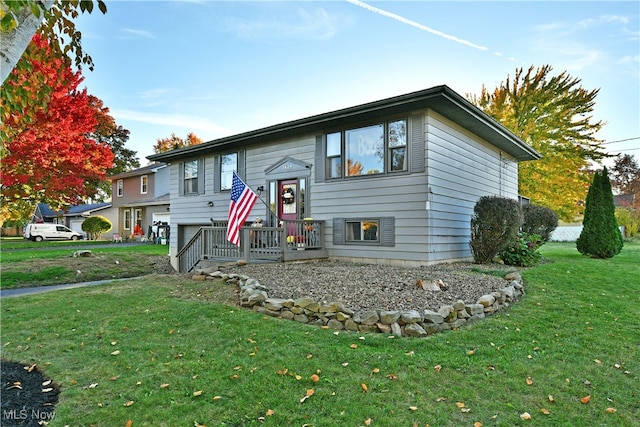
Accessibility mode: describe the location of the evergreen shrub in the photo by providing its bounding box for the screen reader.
[470,196,522,264]
[576,168,624,258]
[521,204,558,243]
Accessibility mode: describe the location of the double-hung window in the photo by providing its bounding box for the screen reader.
[181,159,204,195]
[184,160,198,194]
[116,179,123,197]
[140,175,148,194]
[220,153,238,191]
[325,118,407,178]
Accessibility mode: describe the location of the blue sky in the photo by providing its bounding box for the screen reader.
[74,1,640,164]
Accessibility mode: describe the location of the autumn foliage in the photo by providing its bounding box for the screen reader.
[1,34,114,210]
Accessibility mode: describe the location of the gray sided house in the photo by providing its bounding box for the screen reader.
[148,85,540,272]
[109,163,170,239]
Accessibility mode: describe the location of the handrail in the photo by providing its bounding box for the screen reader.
[176,219,326,272]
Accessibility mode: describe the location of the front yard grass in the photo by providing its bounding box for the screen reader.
[0,243,638,426]
[0,242,169,289]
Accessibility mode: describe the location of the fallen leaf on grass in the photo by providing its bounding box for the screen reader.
[474,422,483,427]
[408,406,418,411]
[300,389,315,403]
[350,344,358,349]
[606,407,617,413]
[434,365,442,372]
[526,377,533,385]
[467,350,475,356]
[364,418,372,426]
[125,421,132,427]
[124,401,134,407]
[520,412,531,420]
[455,402,465,408]
[212,396,221,401]
[387,374,398,380]
[361,383,368,393]
[548,395,555,402]
[372,368,380,374]
[160,383,169,388]
[580,395,591,404]
[111,350,120,356]
[310,374,320,382]
[193,390,204,397]
[540,408,550,415]
[266,409,275,416]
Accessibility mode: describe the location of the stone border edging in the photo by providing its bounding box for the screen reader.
[192,268,524,337]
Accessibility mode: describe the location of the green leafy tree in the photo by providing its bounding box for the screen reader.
[88,95,140,199]
[610,154,640,211]
[1,0,106,140]
[82,215,112,241]
[577,167,623,258]
[470,65,607,221]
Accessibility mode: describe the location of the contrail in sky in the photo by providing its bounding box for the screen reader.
[346,0,489,51]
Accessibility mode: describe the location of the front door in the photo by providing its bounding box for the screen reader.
[279,179,298,235]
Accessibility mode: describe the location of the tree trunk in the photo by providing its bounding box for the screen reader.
[0,1,54,83]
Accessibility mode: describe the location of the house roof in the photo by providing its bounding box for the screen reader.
[109,162,166,180]
[117,193,170,208]
[36,202,112,218]
[147,85,541,163]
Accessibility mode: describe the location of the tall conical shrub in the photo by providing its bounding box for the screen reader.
[576,167,623,258]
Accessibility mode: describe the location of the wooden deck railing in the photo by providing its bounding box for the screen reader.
[177,219,326,273]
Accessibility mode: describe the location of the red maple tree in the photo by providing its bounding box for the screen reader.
[1,34,114,210]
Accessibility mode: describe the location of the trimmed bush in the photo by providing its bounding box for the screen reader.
[82,216,112,241]
[470,196,522,264]
[499,232,543,267]
[521,204,558,243]
[576,168,624,258]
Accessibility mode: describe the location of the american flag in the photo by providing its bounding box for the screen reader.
[226,172,258,246]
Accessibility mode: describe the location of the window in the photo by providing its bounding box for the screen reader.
[140,175,148,194]
[388,119,407,171]
[326,132,342,178]
[116,179,123,197]
[326,119,407,178]
[346,124,384,176]
[183,160,199,194]
[220,153,238,191]
[123,210,131,230]
[346,220,379,242]
[333,217,395,246]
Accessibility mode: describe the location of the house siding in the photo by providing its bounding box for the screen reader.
[425,110,518,262]
[156,86,536,270]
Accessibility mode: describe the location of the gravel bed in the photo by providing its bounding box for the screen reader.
[220,260,515,313]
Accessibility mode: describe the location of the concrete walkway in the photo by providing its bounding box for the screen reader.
[0,277,142,299]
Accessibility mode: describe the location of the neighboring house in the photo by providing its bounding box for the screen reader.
[148,85,540,272]
[31,202,114,238]
[109,163,170,239]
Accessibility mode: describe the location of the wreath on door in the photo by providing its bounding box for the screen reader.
[281,187,295,204]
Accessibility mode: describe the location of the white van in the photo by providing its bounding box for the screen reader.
[24,223,84,242]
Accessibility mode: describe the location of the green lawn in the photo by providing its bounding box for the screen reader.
[1,243,638,426]
[0,241,169,289]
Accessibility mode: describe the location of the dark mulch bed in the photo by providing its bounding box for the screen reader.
[1,360,59,426]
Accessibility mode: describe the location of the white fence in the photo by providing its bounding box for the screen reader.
[550,226,626,242]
